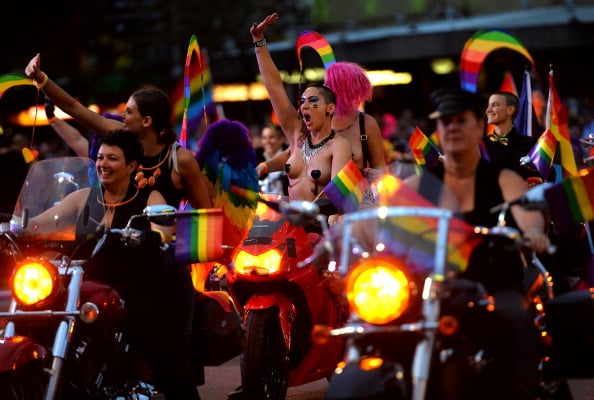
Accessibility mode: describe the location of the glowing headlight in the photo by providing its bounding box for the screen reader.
[234,249,282,275]
[346,257,410,325]
[11,258,58,306]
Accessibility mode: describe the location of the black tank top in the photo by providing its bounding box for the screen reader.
[420,159,515,228]
[140,144,183,208]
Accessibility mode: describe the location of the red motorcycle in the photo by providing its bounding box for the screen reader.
[225,194,347,400]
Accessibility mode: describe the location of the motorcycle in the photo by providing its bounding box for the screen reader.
[0,156,243,399]
[311,172,594,400]
[225,193,347,400]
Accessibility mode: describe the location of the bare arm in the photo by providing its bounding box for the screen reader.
[49,119,89,157]
[176,147,212,209]
[257,148,290,177]
[147,190,174,242]
[499,169,550,252]
[251,14,302,145]
[26,53,122,135]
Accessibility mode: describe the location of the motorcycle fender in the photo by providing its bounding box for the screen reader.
[0,336,48,371]
[244,293,294,349]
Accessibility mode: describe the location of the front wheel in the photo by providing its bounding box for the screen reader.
[240,308,289,400]
[0,361,45,400]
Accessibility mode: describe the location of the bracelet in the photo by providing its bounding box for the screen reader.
[35,72,48,89]
[258,162,268,174]
[253,39,267,48]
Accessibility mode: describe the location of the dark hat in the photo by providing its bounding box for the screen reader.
[428,88,486,119]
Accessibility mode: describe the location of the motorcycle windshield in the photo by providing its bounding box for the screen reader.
[10,157,105,242]
[343,170,480,276]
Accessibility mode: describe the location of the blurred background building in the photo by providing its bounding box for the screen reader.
[1,0,593,148]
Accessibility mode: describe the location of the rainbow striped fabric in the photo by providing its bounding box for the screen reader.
[528,129,557,180]
[0,73,34,98]
[175,208,224,263]
[547,70,578,178]
[409,126,441,169]
[545,169,594,234]
[460,29,533,93]
[324,159,367,213]
[295,30,336,71]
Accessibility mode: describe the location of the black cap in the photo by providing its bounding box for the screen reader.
[428,88,486,119]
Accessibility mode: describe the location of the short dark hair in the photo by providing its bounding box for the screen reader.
[304,84,337,106]
[100,129,144,165]
[493,91,520,119]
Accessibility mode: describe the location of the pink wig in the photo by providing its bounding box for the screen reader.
[324,62,373,119]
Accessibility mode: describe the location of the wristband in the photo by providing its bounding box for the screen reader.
[253,39,267,48]
[47,116,57,124]
[35,72,48,89]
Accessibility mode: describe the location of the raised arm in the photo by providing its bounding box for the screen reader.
[250,14,302,145]
[26,53,122,135]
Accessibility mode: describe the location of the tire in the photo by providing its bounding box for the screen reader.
[240,308,290,400]
[0,361,45,400]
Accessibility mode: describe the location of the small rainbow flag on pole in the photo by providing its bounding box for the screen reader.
[545,169,594,234]
[175,208,224,263]
[295,30,336,71]
[409,126,441,169]
[527,129,557,180]
[324,159,367,213]
[0,73,34,99]
[546,68,578,178]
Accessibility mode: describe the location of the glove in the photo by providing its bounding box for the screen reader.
[45,98,55,120]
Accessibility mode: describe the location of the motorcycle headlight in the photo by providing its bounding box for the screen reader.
[346,256,410,325]
[234,249,282,275]
[11,258,59,306]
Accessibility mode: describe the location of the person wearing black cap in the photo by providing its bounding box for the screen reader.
[405,87,550,399]
[484,91,542,183]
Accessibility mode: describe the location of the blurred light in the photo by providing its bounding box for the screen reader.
[366,70,412,86]
[431,58,455,75]
[213,83,269,102]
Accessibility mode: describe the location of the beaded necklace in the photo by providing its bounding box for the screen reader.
[135,145,170,188]
[301,130,335,163]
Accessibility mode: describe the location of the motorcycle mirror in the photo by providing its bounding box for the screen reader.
[53,172,79,190]
[142,205,178,226]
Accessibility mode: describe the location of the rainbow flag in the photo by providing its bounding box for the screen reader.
[172,36,217,150]
[324,159,367,213]
[409,126,441,169]
[527,129,557,180]
[460,29,533,93]
[175,208,224,263]
[0,73,34,98]
[547,69,578,178]
[545,170,594,234]
[295,30,336,71]
[378,174,481,274]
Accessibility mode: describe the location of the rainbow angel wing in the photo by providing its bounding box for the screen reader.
[195,120,259,255]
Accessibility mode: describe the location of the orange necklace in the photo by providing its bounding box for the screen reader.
[97,189,139,213]
[135,145,170,188]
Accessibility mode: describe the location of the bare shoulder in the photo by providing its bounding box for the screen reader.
[175,146,198,164]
